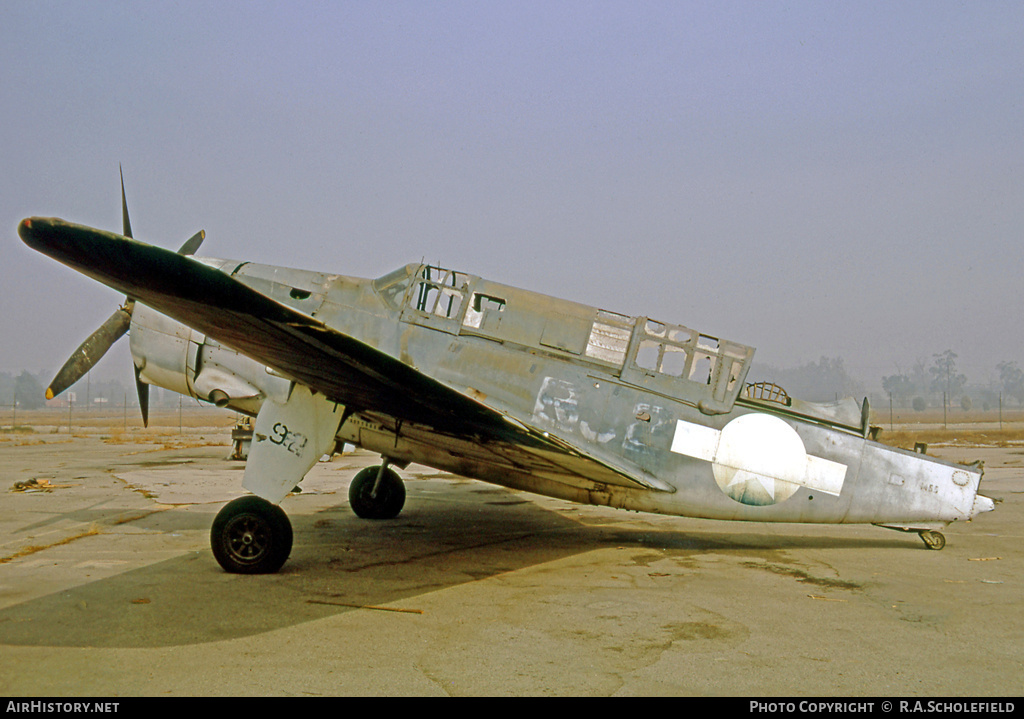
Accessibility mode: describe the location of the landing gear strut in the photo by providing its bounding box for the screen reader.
[349,463,406,519]
[211,496,293,573]
[919,530,946,551]
[877,524,949,550]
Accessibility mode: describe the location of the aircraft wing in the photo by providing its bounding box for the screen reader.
[19,217,670,494]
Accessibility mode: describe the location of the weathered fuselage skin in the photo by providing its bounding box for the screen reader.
[129,258,992,531]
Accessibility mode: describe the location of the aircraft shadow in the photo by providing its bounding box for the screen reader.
[0,486,913,649]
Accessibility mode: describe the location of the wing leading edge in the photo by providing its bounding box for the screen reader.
[19,217,669,494]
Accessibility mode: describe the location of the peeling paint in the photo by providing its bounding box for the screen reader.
[532,377,580,430]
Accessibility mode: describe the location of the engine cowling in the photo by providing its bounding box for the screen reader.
[129,302,289,415]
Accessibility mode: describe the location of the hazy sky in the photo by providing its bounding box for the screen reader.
[2,1,1022,394]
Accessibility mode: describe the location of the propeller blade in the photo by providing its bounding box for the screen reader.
[46,306,132,399]
[177,229,205,256]
[134,365,150,428]
[119,164,133,239]
[46,169,197,424]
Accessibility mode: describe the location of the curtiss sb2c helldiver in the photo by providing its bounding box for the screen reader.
[17,174,994,573]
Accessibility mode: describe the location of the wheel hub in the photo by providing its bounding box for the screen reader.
[226,515,269,562]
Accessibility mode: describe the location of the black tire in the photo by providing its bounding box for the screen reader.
[349,465,406,519]
[211,496,293,574]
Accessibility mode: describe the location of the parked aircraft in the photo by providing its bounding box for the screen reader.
[18,179,994,572]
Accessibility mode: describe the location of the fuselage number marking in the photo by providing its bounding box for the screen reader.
[270,422,308,457]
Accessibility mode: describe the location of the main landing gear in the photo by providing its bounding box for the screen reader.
[348,463,406,519]
[211,496,293,574]
[211,461,408,573]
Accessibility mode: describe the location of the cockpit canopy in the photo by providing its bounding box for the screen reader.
[375,263,755,414]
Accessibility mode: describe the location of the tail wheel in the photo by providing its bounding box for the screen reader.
[919,530,946,551]
[211,496,293,573]
[349,465,406,519]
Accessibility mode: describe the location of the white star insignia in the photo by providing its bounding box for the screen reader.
[671,413,847,506]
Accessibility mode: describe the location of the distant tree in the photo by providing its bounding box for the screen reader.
[960,395,973,411]
[86,377,129,406]
[929,350,967,401]
[912,396,927,412]
[881,373,915,405]
[882,360,931,406]
[14,371,45,410]
[909,358,930,392]
[0,372,12,406]
[753,356,865,403]
[997,361,1024,405]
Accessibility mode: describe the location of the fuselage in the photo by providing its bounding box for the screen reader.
[128,258,993,530]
